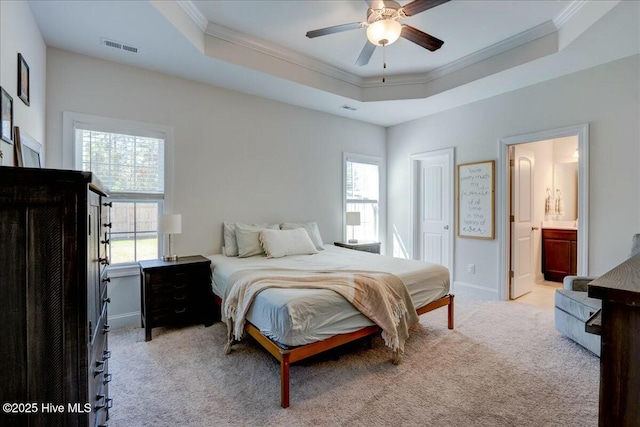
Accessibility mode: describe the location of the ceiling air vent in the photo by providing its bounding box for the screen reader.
[340,105,358,111]
[101,38,139,54]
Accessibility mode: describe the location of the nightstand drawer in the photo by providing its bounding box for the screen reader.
[151,291,190,311]
[146,270,192,285]
[151,306,192,324]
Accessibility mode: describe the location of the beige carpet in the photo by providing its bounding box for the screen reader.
[108,299,599,426]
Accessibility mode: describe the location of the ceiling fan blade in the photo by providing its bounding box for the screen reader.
[402,0,450,16]
[401,25,444,51]
[355,41,376,66]
[306,22,365,38]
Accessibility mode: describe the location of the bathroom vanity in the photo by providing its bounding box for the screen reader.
[542,227,577,282]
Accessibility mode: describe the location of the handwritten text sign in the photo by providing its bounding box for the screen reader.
[458,160,494,239]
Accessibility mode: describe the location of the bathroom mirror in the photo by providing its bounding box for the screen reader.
[552,162,578,220]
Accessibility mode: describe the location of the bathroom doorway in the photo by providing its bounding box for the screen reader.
[497,125,589,302]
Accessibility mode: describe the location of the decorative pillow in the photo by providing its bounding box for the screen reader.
[223,222,278,257]
[279,222,324,251]
[235,223,279,258]
[260,228,318,258]
[223,222,239,256]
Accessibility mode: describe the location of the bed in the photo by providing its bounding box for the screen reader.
[208,244,454,408]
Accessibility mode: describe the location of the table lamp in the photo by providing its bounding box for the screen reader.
[346,211,361,243]
[160,214,181,261]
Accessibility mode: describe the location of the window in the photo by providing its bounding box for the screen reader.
[344,154,380,242]
[75,125,165,265]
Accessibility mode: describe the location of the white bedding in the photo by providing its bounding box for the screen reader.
[208,244,449,347]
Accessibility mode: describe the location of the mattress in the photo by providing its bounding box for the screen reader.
[208,244,449,346]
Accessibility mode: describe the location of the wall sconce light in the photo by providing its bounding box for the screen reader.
[346,211,361,243]
[160,214,181,261]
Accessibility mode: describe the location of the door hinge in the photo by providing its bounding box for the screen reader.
[510,215,515,222]
[510,270,514,278]
[510,159,514,167]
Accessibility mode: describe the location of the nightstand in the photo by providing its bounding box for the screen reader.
[334,241,381,254]
[139,255,216,341]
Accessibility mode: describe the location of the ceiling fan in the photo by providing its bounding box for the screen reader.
[306,0,449,69]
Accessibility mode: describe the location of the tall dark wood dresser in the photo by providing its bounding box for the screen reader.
[0,167,112,426]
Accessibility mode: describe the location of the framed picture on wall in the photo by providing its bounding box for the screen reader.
[457,160,495,239]
[18,53,30,106]
[1,87,13,144]
[18,129,43,168]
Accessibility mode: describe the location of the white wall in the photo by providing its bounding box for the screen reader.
[387,55,640,299]
[46,48,387,255]
[46,48,386,326]
[0,1,46,165]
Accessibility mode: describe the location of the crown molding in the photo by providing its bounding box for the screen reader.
[178,1,560,90]
[553,0,588,29]
[362,20,558,87]
[204,22,364,87]
[176,0,208,32]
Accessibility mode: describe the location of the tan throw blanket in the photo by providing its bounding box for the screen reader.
[223,269,419,363]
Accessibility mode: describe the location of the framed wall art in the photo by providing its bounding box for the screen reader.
[18,53,30,106]
[457,160,495,239]
[1,87,13,144]
[18,129,43,168]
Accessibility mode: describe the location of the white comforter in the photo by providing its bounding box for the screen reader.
[208,244,449,346]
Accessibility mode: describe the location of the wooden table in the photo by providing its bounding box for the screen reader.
[588,253,640,427]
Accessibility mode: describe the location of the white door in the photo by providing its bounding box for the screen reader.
[417,152,452,277]
[511,147,535,299]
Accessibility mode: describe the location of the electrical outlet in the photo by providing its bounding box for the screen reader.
[467,264,476,274]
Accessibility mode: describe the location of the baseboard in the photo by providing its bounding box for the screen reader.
[109,311,140,329]
[453,281,499,301]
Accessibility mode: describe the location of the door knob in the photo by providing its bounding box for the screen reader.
[531,227,539,231]
[444,225,449,230]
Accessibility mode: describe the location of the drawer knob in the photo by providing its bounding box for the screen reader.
[100,257,110,266]
[103,324,111,334]
[101,239,110,245]
[103,350,111,360]
[103,222,112,228]
[103,297,111,304]
[94,361,105,377]
[102,277,111,283]
[103,202,113,207]
[103,373,113,385]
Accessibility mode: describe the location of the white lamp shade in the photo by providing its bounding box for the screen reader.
[346,212,361,226]
[366,19,402,46]
[160,214,182,234]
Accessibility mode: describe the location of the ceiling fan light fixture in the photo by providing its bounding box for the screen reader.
[366,19,402,46]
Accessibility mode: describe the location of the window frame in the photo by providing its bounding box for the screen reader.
[343,152,383,243]
[64,112,174,273]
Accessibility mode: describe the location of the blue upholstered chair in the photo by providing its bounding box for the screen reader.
[554,233,640,356]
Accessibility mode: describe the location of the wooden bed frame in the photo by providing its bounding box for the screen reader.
[216,293,455,408]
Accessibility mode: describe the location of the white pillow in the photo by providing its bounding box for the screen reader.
[280,222,324,251]
[235,223,279,258]
[260,228,318,258]
[222,222,278,257]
